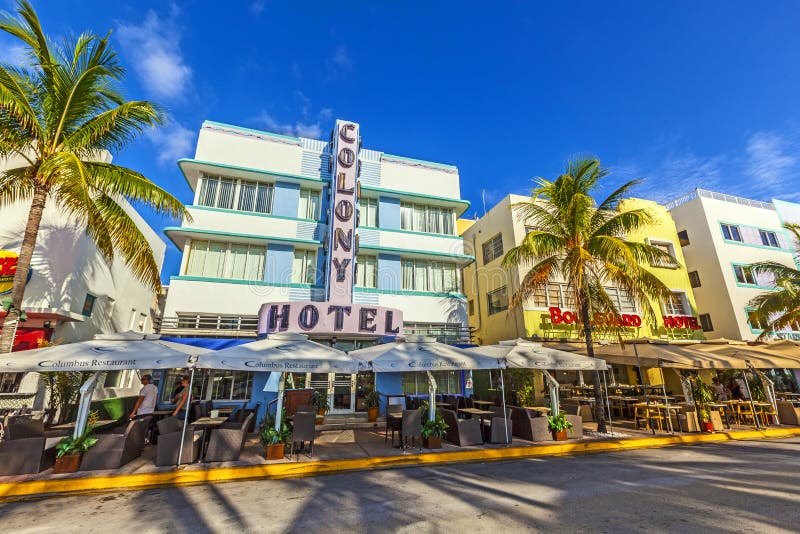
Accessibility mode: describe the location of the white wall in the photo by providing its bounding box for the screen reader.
[379,158,461,199]
[195,123,303,176]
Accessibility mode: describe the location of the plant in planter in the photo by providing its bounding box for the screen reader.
[691,376,716,433]
[547,411,573,441]
[365,389,380,422]
[53,411,99,473]
[421,414,448,449]
[311,390,330,424]
[259,411,291,460]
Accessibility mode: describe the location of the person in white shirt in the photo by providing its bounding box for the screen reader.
[130,374,158,419]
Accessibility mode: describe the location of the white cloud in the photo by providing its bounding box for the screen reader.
[256,111,322,139]
[146,121,195,165]
[116,9,192,100]
[745,131,796,189]
[620,151,726,203]
[250,1,266,15]
[318,107,334,121]
[326,45,354,77]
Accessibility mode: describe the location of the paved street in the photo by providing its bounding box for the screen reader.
[1,437,798,533]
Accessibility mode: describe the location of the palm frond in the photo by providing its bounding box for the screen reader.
[61,100,164,153]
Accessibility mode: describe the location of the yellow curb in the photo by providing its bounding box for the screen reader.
[1,427,799,501]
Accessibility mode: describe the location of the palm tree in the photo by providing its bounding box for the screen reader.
[750,223,800,340]
[0,1,188,353]
[501,157,676,432]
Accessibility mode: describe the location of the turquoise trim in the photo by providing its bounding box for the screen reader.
[163,226,322,249]
[355,287,467,299]
[718,220,790,252]
[177,158,325,192]
[721,238,793,252]
[203,120,301,142]
[744,307,765,334]
[171,275,323,289]
[358,243,474,262]
[189,204,324,223]
[360,185,470,216]
[382,153,458,170]
[358,225,462,240]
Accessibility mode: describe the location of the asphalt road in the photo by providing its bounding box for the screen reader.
[1,437,799,534]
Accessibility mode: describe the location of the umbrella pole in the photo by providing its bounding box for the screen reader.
[633,344,655,435]
[500,368,509,445]
[275,372,286,431]
[601,370,614,436]
[659,360,674,434]
[176,367,195,468]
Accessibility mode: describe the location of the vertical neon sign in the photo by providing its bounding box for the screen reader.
[327,120,359,305]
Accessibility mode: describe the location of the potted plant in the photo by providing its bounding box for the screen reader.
[53,411,99,473]
[365,389,380,422]
[259,412,291,460]
[312,390,330,424]
[421,414,448,449]
[691,377,716,433]
[547,411,574,441]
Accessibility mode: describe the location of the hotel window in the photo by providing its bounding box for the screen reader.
[759,230,780,248]
[482,233,504,264]
[198,175,273,214]
[689,271,701,288]
[400,260,459,292]
[677,230,690,247]
[298,188,321,220]
[699,313,714,332]
[662,292,689,316]
[292,250,317,285]
[487,287,509,315]
[733,265,756,285]
[605,287,637,313]
[400,203,455,235]
[747,309,768,331]
[649,240,678,268]
[82,294,96,317]
[186,240,266,281]
[721,223,742,242]
[237,180,274,214]
[359,198,378,227]
[0,373,23,393]
[355,255,377,288]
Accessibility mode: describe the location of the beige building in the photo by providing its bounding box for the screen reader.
[666,189,800,341]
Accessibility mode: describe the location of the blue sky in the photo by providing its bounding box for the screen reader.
[3,1,800,282]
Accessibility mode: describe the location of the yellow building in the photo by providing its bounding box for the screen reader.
[461,195,704,346]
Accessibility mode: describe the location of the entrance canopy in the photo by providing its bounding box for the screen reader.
[349,335,504,373]
[196,332,356,373]
[468,339,608,370]
[0,331,206,372]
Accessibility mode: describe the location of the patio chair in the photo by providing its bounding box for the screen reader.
[400,409,422,449]
[155,416,203,466]
[484,413,513,444]
[80,416,151,471]
[777,401,800,425]
[441,409,482,446]
[0,419,57,476]
[509,407,551,442]
[204,413,254,463]
[229,402,261,433]
[385,398,404,445]
[565,415,583,439]
[289,411,316,460]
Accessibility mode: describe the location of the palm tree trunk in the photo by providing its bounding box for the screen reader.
[580,292,607,433]
[0,185,47,354]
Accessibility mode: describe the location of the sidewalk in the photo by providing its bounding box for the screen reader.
[2,424,799,501]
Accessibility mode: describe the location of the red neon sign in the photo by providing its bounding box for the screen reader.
[548,307,642,328]
[662,315,701,330]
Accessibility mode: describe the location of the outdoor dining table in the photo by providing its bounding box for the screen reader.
[524,406,551,417]
[457,408,495,425]
[191,416,229,460]
[471,400,494,408]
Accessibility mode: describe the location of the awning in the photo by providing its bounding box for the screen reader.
[195,332,356,373]
[349,335,504,373]
[468,338,608,370]
[692,342,800,369]
[0,331,206,372]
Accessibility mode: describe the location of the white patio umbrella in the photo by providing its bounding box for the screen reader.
[0,331,207,441]
[468,339,608,417]
[349,335,506,427]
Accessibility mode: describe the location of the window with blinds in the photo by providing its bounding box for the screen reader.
[663,292,689,316]
[487,287,509,315]
[291,249,317,284]
[298,188,322,220]
[481,233,504,264]
[197,175,273,214]
[359,198,378,227]
[400,259,459,292]
[356,255,377,288]
[186,240,266,281]
[399,203,455,234]
[532,283,634,312]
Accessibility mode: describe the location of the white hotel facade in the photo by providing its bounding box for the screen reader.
[158,119,473,413]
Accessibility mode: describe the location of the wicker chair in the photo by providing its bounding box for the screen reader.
[400,409,422,449]
[204,414,254,463]
[0,419,57,476]
[80,417,151,471]
[155,416,202,466]
[509,407,552,442]
[289,411,317,460]
[441,409,482,446]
